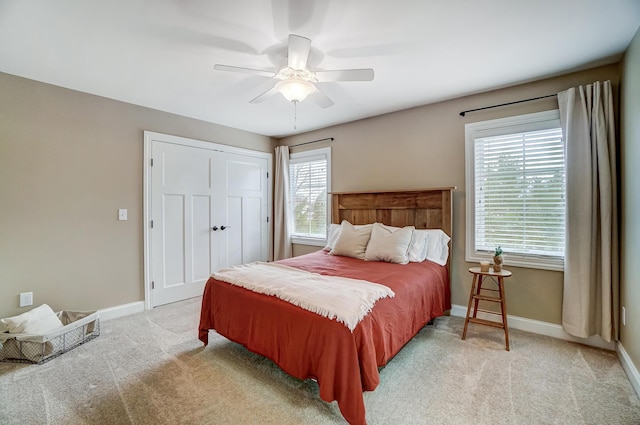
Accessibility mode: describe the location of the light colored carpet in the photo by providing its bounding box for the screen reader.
[1,297,638,424]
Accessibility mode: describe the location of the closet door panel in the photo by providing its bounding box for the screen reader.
[223,195,243,268]
[192,194,213,282]
[215,152,269,269]
[150,142,214,307]
[243,196,264,264]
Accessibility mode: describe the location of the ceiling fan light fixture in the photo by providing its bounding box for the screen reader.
[214,35,372,109]
[276,78,315,103]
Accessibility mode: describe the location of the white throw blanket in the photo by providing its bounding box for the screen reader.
[212,262,395,332]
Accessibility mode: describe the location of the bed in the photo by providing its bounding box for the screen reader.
[199,188,453,425]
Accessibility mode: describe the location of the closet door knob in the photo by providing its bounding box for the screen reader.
[221,225,229,230]
[211,226,219,231]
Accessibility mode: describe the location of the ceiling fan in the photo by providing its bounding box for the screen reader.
[214,34,374,108]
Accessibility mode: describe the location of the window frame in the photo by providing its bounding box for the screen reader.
[288,147,331,246]
[465,110,565,271]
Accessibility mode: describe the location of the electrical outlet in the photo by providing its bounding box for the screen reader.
[19,292,33,308]
[622,306,626,326]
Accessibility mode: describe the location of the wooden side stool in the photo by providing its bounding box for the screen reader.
[462,267,513,351]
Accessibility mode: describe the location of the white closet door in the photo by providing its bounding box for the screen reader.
[213,151,269,269]
[150,141,216,307]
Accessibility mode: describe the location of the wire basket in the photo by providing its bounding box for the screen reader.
[0,311,100,364]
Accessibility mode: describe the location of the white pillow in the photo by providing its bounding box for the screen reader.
[330,220,373,259]
[323,223,342,251]
[364,223,414,264]
[324,222,376,252]
[377,223,429,262]
[408,230,430,262]
[415,229,451,266]
[0,304,64,335]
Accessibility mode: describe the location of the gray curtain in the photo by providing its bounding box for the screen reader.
[558,80,618,342]
[274,146,292,260]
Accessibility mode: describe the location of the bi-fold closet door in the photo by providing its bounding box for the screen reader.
[145,133,270,308]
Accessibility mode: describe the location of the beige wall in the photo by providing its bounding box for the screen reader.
[281,64,620,327]
[0,72,275,318]
[621,27,640,378]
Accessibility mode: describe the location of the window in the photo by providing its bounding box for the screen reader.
[465,110,565,271]
[289,147,331,246]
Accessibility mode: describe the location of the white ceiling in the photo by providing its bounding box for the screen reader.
[1,1,639,138]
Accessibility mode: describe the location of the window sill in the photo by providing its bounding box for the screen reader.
[466,252,564,272]
[291,236,326,247]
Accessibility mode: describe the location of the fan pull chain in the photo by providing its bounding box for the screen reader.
[293,100,298,130]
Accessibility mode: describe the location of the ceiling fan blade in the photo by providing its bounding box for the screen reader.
[214,64,275,78]
[288,34,311,70]
[249,85,280,104]
[315,68,374,82]
[309,88,334,109]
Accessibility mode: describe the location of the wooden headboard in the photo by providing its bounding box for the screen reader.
[330,188,454,238]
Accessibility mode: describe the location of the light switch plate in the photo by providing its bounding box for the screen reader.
[118,209,128,221]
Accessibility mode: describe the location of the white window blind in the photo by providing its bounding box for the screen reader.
[465,110,565,271]
[289,148,330,243]
[474,128,565,255]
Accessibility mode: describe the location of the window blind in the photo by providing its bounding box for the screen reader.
[473,127,565,257]
[289,156,328,238]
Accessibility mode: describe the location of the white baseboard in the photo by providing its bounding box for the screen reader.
[98,301,145,321]
[617,342,640,398]
[450,304,615,351]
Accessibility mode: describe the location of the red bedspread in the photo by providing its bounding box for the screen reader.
[198,250,451,425]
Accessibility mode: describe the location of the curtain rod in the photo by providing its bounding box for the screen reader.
[459,94,556,117]
[289,137,334,147]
